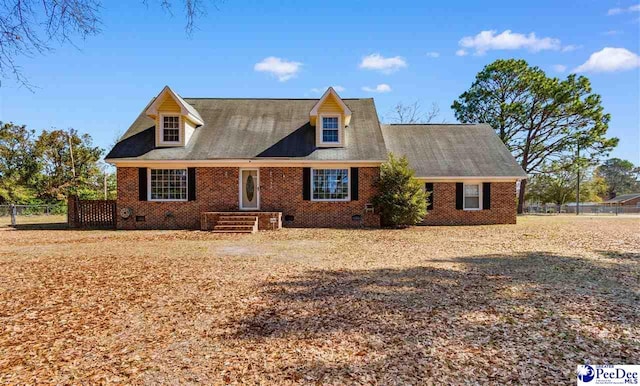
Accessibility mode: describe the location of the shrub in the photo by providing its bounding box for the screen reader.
[373,153,428,227]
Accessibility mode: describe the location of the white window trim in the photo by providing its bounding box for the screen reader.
[147,168,189,202]
[463,182,482,211]
[311,167,351,202]
[159,114,182,145]
[319,114,342,145]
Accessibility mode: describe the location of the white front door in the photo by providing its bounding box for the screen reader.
[239,169,259,210]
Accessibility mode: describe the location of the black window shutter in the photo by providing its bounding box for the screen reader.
[188,168,196,201]
[455,182,463,210]
[138,168,147,201]
[425,183,434,210]
[303,168,311,200]
[483,182,491,210]
[351,167,359,201]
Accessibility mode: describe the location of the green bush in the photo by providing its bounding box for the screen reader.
[373,153,428,227]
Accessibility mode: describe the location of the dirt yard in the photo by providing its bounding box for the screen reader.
[0,216,638,384]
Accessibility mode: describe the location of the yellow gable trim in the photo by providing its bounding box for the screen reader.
[158,94,181,112]
[310,87,352,126]
[145,86,204,126]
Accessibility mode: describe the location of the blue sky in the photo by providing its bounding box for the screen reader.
[2,0,639,163]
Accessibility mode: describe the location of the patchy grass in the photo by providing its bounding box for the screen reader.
[0,216,638,384]
[0,214,67,228]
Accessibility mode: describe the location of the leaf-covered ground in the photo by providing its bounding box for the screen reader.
[0,216,638,384]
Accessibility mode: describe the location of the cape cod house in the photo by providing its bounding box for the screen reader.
[105,86,526,231]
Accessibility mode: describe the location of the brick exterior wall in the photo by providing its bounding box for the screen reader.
[116,166,381,229]
[421,182,517,225]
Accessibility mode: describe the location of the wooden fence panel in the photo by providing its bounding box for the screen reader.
[70,198,116,229]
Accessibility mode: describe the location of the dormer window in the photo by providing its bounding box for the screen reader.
[310,87,352,148]
[161,115,181,144]
[146,86,204,148]
[321,116,340,144]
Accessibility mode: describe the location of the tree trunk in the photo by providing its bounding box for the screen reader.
[517,179,527,214]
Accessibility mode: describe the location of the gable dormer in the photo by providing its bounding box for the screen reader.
[145,86,204,147]
[310,87,352,148]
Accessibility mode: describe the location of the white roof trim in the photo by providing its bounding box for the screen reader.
[145,86,204,126]
[309,87,352,117]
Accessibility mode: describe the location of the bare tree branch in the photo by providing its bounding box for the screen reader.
[386,101,441,124]
[1,0,221,88]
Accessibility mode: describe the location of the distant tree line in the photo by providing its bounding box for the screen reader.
[524,159,640,206]
[0,122,115,205]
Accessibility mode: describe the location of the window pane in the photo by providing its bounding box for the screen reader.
[464,184,480,209]
[162,116,180,142]
[322,117,339,143]
[322,117,338,129]
[464,184,479,196]
[465,197,480,209]
[312,169,349,200]
[150,169,187,200]
[322,129,339,142]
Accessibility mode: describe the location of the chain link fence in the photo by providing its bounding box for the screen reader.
[1,204,67,227]
[525,204,640,215]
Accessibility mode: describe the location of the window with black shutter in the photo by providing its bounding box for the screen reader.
[188,168,196,201]
[351,167,359,201]
[425,183,434,210]
[138,168,148,201]
[483,182,491,210]
[455,182,464,210]
[303,168,311,200]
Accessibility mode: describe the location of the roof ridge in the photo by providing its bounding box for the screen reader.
[385,123,486,126]
[182,97,370,101]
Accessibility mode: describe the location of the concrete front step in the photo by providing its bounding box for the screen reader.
[202,212,282,232]
[217,220,256,225]
[214,224,255,230]
[212,229,255,233]
[219,215,258,221]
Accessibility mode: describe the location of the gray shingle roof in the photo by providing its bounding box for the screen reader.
[381,124,527,178]
[105,98,388,161]
[602,193,640,203]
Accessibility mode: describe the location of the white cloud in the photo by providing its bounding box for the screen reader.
[458,29,563,54]
[608,7,624,15]
[361,84,392,93]
[561,44,582,52]
[574,47,640,73]
[604,30,622,35]
[359,54,407,73]
[607,4,640,15]
[254,56,302,82]
[425,51,440,58]
[310,86,345,93]
[552,64,567,73]
[455,49,468,56]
